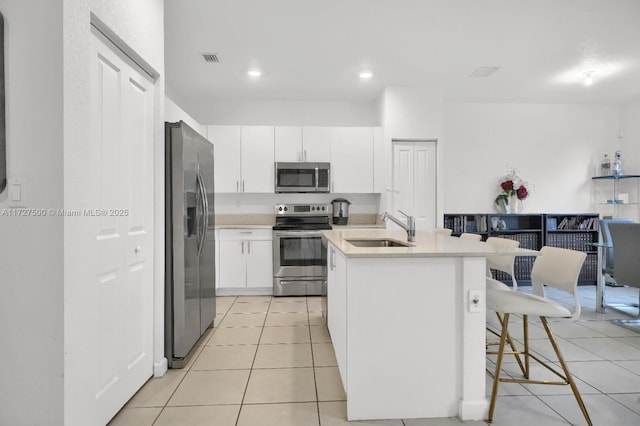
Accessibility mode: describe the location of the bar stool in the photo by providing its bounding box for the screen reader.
[486,246,591,425]
[459,232,482,241]
[485,237,520,289]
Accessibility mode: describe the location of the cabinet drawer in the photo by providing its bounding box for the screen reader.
[218,228,272,241]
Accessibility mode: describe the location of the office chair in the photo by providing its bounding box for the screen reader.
[599,218,634,286]
[607,222,640,330]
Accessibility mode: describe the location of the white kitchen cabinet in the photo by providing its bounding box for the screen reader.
[241,126,274,192]
[274,126,303,162]
[207,125,274,193]
[330,127,374,193]
[327,243,348,388]
[275,126,330,162]
[301,127,331,162]
[208,125,241,193]
[217,229,273,291]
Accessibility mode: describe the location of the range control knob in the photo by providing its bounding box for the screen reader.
[278,206,283,212]
[321,206,326,211]
[284,206,288,211]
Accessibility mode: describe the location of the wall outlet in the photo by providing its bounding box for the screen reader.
[468,289,482,313]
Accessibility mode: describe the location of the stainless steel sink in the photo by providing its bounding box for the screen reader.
[346,238,412,248]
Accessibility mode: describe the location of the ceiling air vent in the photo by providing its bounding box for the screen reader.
[469,66,502,78]
[202,53,220,63]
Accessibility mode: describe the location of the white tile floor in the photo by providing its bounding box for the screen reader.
[109,286,640,425]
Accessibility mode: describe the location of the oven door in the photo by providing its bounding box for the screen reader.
[273,230,327,278]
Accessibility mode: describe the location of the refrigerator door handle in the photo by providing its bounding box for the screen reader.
[196,171,208,255]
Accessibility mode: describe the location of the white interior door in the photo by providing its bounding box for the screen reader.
[392,141,437,231]
[68,32,155,426]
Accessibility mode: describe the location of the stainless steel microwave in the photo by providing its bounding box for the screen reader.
[275,162,330,193]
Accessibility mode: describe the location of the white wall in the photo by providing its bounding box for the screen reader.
[185,98,378,126]
[621,100,640,174]
[165,95,205,135]
[0,2,64,424]
[443,103,622,213]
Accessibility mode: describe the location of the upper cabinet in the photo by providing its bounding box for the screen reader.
[274,127,303,162]
[211,125,378,194]
[330,127,374,193]
[208,125,274,193]
[275,126,330,162]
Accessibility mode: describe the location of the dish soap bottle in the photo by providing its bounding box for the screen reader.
[612,150,623,176]
[600,154,611,176]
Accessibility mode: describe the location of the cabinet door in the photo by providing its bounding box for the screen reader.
[274,126,302,162]
[330,127,374,193]
[327,244,348,389]
[245,239,273,288]
[302,127,331,162]
[241,126,274,193]
[208,125,241,192]
[218,240,246,288]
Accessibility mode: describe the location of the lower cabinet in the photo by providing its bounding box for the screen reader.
[217,228,273,293]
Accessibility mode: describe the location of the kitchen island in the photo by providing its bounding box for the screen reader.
[322,229,537,422]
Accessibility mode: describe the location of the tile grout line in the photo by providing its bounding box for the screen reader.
[234,295,271,426]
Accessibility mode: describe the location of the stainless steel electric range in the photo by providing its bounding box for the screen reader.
[272,203,332,296]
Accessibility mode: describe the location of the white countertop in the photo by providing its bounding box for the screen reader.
[322,229,539,258]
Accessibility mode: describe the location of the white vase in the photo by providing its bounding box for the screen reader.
[509,195,521,214]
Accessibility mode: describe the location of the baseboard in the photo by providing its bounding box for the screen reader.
[153,358,168,377]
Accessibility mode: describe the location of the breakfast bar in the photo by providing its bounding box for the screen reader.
[322,229,537,422]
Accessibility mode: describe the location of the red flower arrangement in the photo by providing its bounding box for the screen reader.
[495,168,530,212]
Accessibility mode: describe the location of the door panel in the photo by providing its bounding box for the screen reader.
[413,144,436,231]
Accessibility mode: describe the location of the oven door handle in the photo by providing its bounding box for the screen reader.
[274,230,324,238]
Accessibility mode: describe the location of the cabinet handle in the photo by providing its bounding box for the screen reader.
[241,241,244,254]
[242,180,245,192]
[247,241,251,254]
[236,180,239,192]
[304,149,307,162]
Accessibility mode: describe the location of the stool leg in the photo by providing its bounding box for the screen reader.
[495,312,526,376]
[540,317,593,426]
[488,313,510,423]
[523,314,530,379]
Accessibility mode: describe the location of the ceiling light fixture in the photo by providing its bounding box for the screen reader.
[248,69,262,78]
[583,70,595,86]
[359,71,373,79]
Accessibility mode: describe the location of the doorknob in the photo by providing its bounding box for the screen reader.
[135,246,142,253]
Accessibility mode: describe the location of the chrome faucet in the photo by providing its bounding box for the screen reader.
[382,210,416,242]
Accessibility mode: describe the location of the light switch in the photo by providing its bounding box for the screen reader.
[9,178,25,207]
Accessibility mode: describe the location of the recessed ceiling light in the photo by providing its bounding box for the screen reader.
[359,71,373,79]
[248,69,262,78]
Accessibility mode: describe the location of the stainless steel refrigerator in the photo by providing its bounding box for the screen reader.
[165,121,216,368]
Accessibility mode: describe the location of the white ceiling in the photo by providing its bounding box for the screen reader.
[164,0,640,107]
